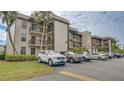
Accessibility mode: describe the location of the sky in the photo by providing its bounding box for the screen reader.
[0,11,124,45]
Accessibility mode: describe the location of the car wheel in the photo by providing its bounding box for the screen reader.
[48,59,53,66]
[98,57,102,60]
[63,62,66,66]
[69,58,75,63]
[82,57,86,62]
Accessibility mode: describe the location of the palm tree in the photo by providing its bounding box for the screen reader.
[31,11,53,50]
[0,11,17,54]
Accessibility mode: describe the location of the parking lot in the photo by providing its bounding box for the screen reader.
[29,58,124,81]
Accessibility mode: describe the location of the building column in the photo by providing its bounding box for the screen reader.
[108,40,112,54]
[101,40,104,49]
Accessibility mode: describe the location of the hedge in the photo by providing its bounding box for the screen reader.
[0,53,5,60]
[5,54,38,61]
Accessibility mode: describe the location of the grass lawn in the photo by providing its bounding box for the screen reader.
[0,61,54,81]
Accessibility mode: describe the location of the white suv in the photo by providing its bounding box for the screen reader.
[38,50,66,66]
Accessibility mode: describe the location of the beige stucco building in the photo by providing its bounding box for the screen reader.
[6,12,111,56]
[6,13,69,56]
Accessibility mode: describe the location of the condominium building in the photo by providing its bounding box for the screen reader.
[6,12,112,56]
[6,13,69,56]
[91,35,112,53]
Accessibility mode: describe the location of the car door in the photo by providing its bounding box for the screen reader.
[44,51,49,63]
[91,53,97,59]
[40,51,47,62]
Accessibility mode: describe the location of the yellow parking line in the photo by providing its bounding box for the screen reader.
[59,71,97,81]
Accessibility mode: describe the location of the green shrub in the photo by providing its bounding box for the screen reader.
[0,53,5,60]
[5,54,38,62]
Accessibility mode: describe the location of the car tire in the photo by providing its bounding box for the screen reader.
[48,59,53,66]
[98,57,102,60]
[82,57,86,62]
[63,62,66,66]
[69,58,75,63]
[38,58,42,63]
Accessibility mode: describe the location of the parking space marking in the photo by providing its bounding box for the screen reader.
[59,70,97,81]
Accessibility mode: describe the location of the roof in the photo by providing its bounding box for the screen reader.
[92,35,112,40]
[17,13,30,20]
[69,26,79,32]
[17,12,70,24]
[69,26,82,36]
[52,13,70,24]
[92,35,103,39]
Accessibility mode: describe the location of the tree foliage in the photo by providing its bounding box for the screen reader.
[31,11,54,50]
[0,11,17,54]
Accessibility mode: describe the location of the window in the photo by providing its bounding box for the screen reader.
[21,47,26,54]
[21,33,26,42]
[31,48,35,55]
[22,21,27,29]
[32,24,36,31]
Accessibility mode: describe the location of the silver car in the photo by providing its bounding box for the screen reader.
[89,53,108,60]
[78,52,91,62]
[60,52,83,63]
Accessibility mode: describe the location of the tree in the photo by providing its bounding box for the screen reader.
[111,38,120,52]
[0,11,17,54]
[98,46,108,52]
[31,11,54,50]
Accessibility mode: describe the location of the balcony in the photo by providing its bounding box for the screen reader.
[29,27,43,35]
[29,39,41,47]
[42,40,53,46]
[69,37,82,43]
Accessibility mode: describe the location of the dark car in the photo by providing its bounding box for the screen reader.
[113,53,122,58]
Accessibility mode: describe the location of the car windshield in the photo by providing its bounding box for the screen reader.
[48,51,59,55]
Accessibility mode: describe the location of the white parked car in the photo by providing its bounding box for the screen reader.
[78,52,91,62]
[89,53,108,60]
[38,50,66,66]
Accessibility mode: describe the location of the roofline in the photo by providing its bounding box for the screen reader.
[69,26,79,32]
[92,35,112,40]
[17,12,70,24]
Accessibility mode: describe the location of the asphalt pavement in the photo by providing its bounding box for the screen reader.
[28,58,124,81]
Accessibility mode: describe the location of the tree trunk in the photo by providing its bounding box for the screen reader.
[40,23,45,50]
[7,29,17,55]
[45,25,48,50]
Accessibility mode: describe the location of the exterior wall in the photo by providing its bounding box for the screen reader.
[54,20,68,52]
[14,18,41,56]
[14,18,36,55]
[68,31,82,50]
[82,31,92,52]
